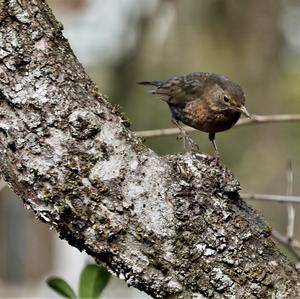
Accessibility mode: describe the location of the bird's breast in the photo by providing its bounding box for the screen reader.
[170,102,241,133]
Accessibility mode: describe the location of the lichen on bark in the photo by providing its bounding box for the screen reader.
[0,1,299,298]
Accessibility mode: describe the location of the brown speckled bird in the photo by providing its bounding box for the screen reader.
[138,72,250,156]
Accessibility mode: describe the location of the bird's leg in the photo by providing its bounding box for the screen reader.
[208,133,220,158]
[172,118,198,151]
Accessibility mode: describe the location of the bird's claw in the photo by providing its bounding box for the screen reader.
[177,131,199,152]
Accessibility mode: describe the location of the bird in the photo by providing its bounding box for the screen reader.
[138,72,250,156]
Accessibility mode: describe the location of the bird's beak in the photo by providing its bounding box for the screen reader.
[239,105,251,118]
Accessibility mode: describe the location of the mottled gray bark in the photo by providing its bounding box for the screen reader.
[0,1,299,298]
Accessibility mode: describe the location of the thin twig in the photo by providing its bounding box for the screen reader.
[286,160,295,242]
[135,114,300,137]
[269,161,300,261]
[272,230,300,260]
[271,230,300,251]
[241,193,300,204]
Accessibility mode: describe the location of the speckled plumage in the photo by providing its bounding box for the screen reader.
[139,72,250,155]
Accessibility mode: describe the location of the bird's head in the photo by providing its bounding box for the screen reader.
[205,74,251,118]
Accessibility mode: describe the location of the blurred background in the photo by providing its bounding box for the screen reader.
[1,0,300,297]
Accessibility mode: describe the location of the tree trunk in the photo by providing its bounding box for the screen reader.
[0,1,299,298]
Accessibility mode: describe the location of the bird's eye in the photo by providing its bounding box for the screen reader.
[224,96,230,103]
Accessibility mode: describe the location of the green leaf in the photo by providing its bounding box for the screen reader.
[47,277,77,299]
[79,264,111,299]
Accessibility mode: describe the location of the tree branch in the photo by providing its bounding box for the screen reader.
[0,1,299,298]
[241,193,300,204]
[135,114,300,138]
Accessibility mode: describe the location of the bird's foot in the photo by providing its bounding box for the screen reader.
[210,151,220,165]
[171,118,200,152]
[178,132,199,152]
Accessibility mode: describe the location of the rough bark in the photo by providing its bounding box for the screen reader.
[0,1,299,298]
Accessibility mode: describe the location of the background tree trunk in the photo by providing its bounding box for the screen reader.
[0,1,299,298]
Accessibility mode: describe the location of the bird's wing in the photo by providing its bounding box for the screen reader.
[138,72,208,105]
